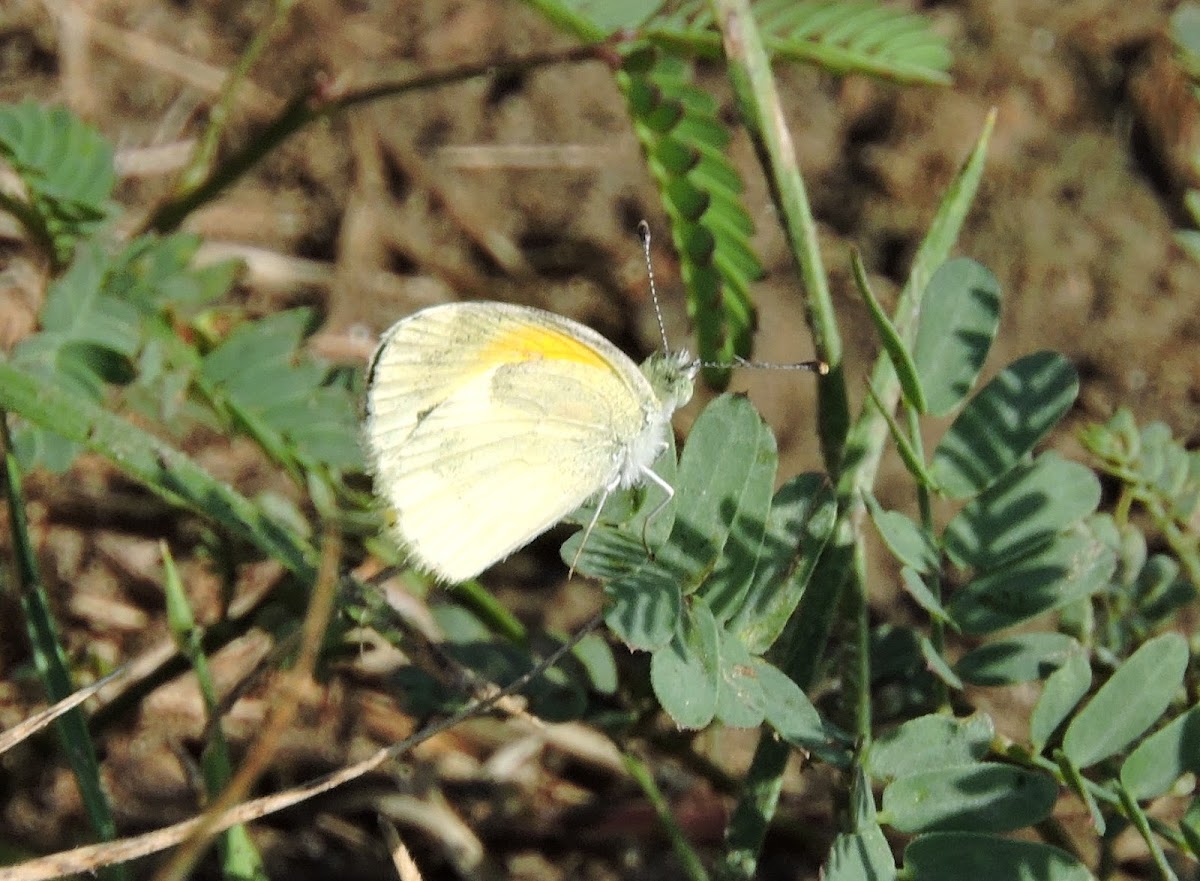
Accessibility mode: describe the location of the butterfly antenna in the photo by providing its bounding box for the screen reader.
[637,220,672,355]
[699,356,829,375]
[638,221,828,375]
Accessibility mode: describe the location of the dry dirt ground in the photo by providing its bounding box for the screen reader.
[0,0,1196,879]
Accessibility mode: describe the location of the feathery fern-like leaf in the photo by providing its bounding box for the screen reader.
[650,0,952,85]
[619,49,760,382]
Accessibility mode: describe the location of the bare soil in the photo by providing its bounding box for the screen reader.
[0,1,1196,879]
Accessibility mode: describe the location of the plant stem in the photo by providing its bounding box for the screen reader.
[145,44,604,233]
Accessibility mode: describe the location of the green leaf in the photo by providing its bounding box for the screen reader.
[553,0,662,33]
[199,308,362,470]
[201,309,312,385]
[912,258,1002,416]
[824,825,896,881]
[899,567,956,628]
[1181,796,1200,857]
[903,833,1094,881]
[716,630,766,728]
[0,362,317,579]
[852,249,925,412]
[756,658,829,751]
[0,101,114,259]
[9,242,146,468]
[866,496,937,573]
[661,394,775,592]
[570,632,618,695]
[1062,632,1189,768]
[1030,650,1092,754]
[947,527,1117,635]
[36,243,140,357]
[1136,555,1194,623]
[883,763,1057,833]
[260,386,364,469]
[656,0,953,85]
[1172,2,1200,59]
[57,342,136,390]
[696,400,777,620]
[604,564,683,651]
[1085,411,1200,536]
[955,633,1083,686]
[1121,704,1200,800]
[931,352,1079,499]
[729,473,836,654]
[919,636,963,691]
[650,598,720,729]
[10,422,76,472]
[618,50,761,377]
[110,233,240,310]
[761,1,952,84]
[943,452,1102,571]
[865,714,993,781]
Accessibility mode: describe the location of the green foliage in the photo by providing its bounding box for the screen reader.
[0,101,114,264]
[912,257,1002,416]
[1082,409,1200,581]
[903,834,1092,881]
[653,0,952,84]
[1168,2,1200,260]
[0,101,363,504]
[563,394,838,739]
[864,714,992,779]
[882,764,1058,834]
[854,239,1197,878]
[537,0,950,380]
[955,632,1084,686]
[543,0,953,85]
[619,48,760,382]
[199,308,364,474]
[1061,633,1188,768]
[927,351,1079,498]
[0,9,1195,880]
[1121,704,1200,801]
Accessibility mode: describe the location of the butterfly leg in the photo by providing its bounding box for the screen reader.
[638,466,675,557]
[568,487,612,580]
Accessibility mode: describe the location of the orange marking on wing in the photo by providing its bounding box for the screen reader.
[477,324,614,371]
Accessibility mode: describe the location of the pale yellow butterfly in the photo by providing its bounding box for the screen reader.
[363,298,696,582]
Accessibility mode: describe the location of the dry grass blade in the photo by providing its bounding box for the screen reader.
[0,611,605,881]
[378,818,425,881]
[52,1,281,113]
[375,794,488,877]
[0,668,124,756]
[152,528,345,881]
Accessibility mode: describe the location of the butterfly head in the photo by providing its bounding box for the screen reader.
[641,349,698,418]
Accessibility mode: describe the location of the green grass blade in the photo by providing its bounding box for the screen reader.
[1,425,127,881]
[162,544,267,880]
[711,0,848,470]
